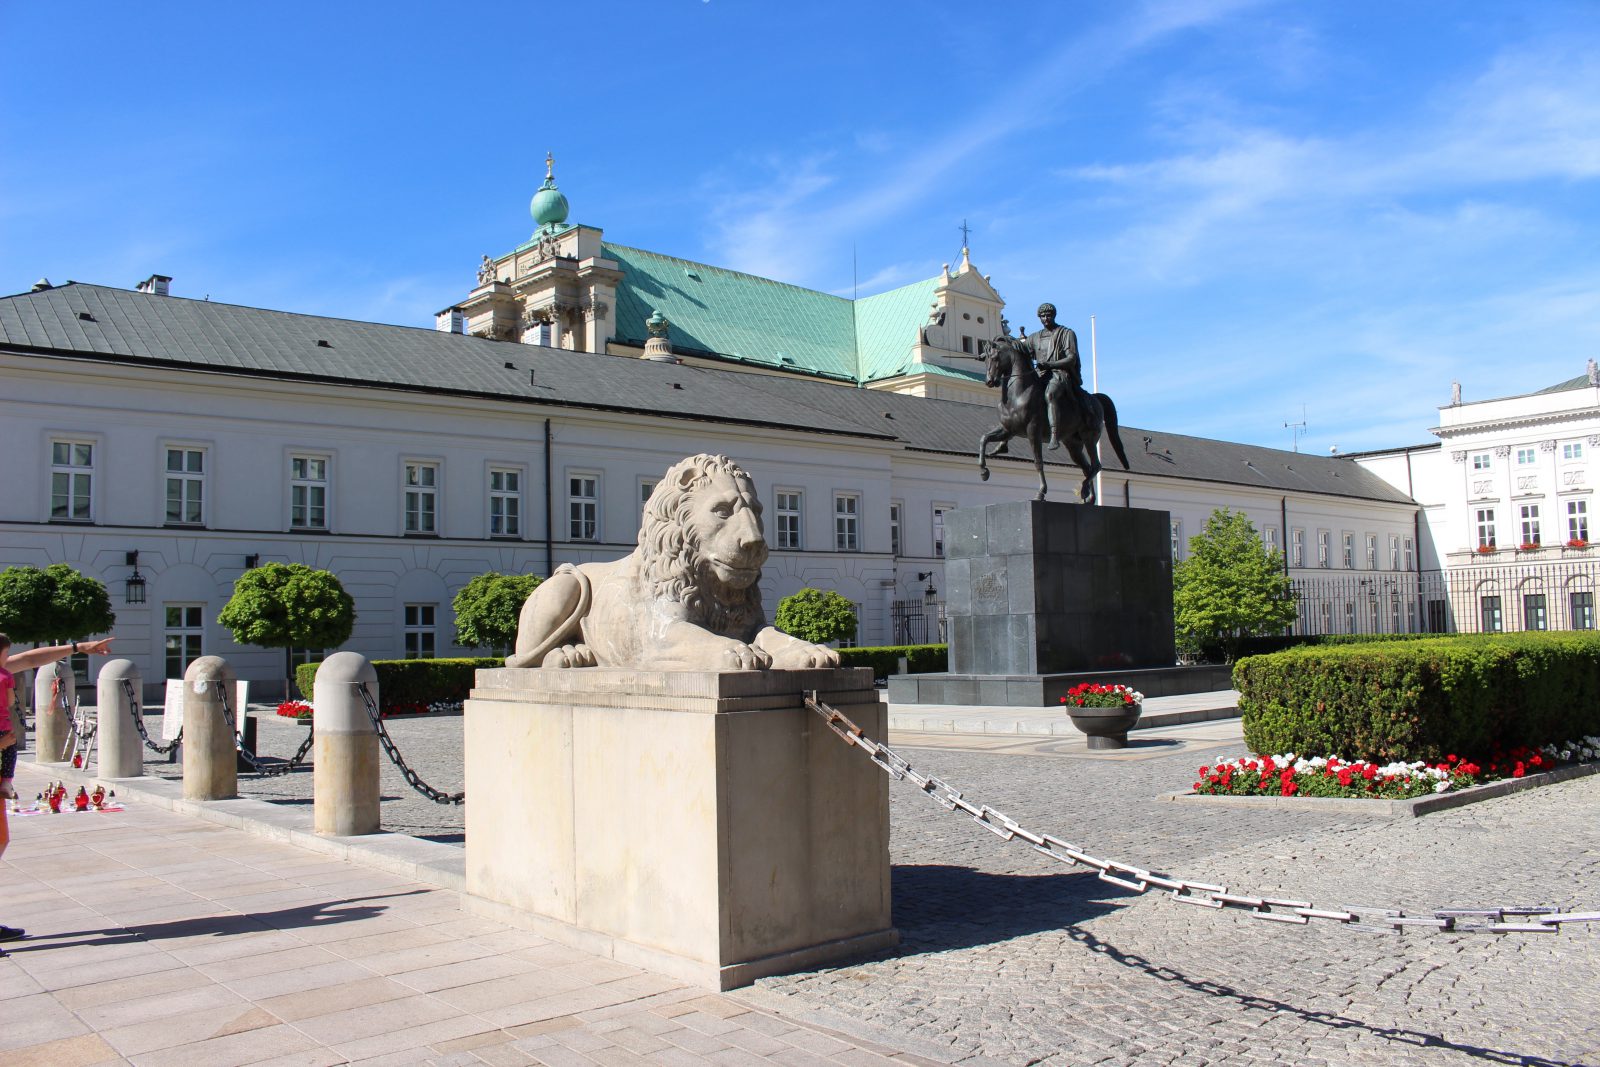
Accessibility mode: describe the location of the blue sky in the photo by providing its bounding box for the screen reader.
[4,1,1597,454]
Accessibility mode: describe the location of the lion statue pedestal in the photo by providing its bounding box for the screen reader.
[463,455,895,990]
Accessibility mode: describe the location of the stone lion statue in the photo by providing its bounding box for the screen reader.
[506,454,842,671]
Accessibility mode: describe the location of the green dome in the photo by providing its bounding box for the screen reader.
[530,152,569,232]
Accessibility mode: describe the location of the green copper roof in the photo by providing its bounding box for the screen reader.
[853,276,939,381]
[605,243,859,380]
[605,243,945,385]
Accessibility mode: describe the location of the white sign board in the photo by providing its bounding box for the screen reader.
[161,679,184,740]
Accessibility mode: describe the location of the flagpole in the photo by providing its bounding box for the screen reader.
[1091,315,1102,506]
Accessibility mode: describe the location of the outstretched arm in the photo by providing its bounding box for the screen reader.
[6,637,114,672]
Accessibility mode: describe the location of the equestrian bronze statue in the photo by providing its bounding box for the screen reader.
[978,330,1130,503]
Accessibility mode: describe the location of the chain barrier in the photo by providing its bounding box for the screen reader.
[216,681,314,778]
[122,679,182,756]
[65,696,95,767]
[354,682,464,805]
[805,692,1600,938]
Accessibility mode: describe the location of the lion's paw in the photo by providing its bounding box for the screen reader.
[769,643,841,669]
[719,642,773,671]
[541,643,597,668]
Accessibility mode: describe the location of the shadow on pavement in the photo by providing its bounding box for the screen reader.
[2,889,434,954]
[888,864,1124,953]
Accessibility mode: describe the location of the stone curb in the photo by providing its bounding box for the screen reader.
[18,752,468,890]
[886,705,1239,736]
[1159,760,1600,817]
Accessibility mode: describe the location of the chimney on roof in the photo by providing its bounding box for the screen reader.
[436,307,466,334]
[30,278,51,292]
[136,274,172,296]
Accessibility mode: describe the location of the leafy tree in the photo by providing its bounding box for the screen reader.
[218,563,355,694]
[1173,508,1297,663]
[0,563,115,643]
[774,587,858,645]
[452,571,541,652]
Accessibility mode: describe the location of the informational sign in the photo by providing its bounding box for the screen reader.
[161,679,184,740]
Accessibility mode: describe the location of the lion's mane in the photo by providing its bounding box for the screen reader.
[638,454,766,639]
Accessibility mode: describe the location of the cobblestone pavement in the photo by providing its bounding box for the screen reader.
[121,710,1600,1065]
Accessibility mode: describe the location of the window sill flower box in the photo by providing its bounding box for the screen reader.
[1568,539,1589,549]
[1519,542,1542,552]
[1475,544,1497,555]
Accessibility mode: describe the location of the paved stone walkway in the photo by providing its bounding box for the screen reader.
[1,762,944,1067]
[12,707,1600,1065]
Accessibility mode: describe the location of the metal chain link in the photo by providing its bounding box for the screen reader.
[122,679,182,756]
[805,692,1600,938]
[353,682,464,805]
[216,681,314,777]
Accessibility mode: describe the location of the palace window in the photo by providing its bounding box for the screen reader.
[933,505,951,558]
[1569,500,1588,543]
[1572,591,1595,630]
[1516,447,1537,465]
[775,491,802,550]
[1475,508,1496,549]
[568,474,598,541]
[1171,519,1184,562]
[1262,526,1279,554]
[1524,593,1548,631]
[1364,534,1377,569]
[50,439,94,521]
[889,503,902,558]
[289,455,328,530]
[1317,531,1330,568]
[164,604,204,680]
[1472,453,1492,471]
[834,493,860,551]
[404,462,439,535]
[1480,595,1503,633]
[1564,442,1584,461]
[1520,504,1541,546]
[1389,534,1400,570]
[488,467,521,537]
[1291,528,1305,567]
[404,603,436,659]
[1342,532,1355,569]
[165,447,205,526]
[1403,535,1415,570]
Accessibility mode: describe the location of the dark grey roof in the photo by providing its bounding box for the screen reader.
[730,375,1415,505]
[0,282,1415,505]
[1536,373,1591,395]
[0,283,888,442]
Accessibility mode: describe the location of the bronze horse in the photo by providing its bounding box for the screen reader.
[979,335,1130,502]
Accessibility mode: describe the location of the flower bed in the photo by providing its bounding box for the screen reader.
[275,700,312,722]
[1195,735,1600,800]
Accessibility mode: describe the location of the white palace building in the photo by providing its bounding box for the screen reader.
[2,161,1594,696]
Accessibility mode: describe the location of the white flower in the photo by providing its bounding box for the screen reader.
[1434,781,1451,793]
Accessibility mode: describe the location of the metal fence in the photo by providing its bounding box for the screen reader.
[1291,558,1600,636]
[891,598,946,645]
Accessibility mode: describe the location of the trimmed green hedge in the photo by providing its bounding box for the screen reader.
[1235,632,1600,762]
[296,657,501,709]
[835,644,947,679]
[296,644,950,704]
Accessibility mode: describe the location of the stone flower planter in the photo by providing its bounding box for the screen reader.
[1066,703,1143,749]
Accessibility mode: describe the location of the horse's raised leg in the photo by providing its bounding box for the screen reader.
[1030,430,1049,500]
[978,426,1010,482]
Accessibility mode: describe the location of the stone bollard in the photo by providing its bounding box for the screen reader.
[96,660,145,779]
[33,660,75,763]
[313,652,380,836]
[182,656,237,801]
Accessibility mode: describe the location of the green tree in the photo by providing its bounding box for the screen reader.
[218,563,355,695]
[774,587,858,645]
[1173,508,1297,663]
[0,563,116,643]
[452,571,541,652]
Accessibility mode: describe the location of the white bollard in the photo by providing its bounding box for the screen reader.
[33,660,74,763]
[313,652,380,836]
[96,659,145,779]
[182,656,237,801]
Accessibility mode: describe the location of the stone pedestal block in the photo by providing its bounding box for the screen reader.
[33,661,73,763]
[944,501,1175,676]
[463,667,895,990]
[96,659,145,778]
[313,652,380,837]
[182,657,237,801]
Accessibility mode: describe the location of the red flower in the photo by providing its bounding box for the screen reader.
[1281,780,1298,797]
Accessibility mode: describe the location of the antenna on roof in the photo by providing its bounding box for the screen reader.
[852,242,857,301]
[1283,404,1307,453]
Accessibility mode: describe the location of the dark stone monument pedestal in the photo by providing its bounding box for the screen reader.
[887,501,1223,708]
